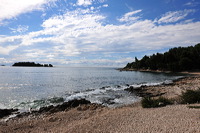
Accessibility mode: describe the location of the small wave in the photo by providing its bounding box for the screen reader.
[64,85,140,107]
[12,85,137,111]
[8,78,180,112]
[0,103,7,109]
[129,79,174,88]
[15,96,65,111]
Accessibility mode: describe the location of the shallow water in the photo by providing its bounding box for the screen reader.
[0,66,183,110]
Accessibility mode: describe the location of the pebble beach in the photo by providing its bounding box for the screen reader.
[1,74,200,133]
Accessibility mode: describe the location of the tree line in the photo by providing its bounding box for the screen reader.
[124,43,200,72]
[12,62,53,67]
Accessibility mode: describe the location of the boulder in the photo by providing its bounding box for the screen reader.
[38,99,91,114]
[0,108,18,118]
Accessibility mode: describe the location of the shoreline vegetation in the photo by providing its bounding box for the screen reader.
[1,73,200,132]
[12,62,53,67]
[122,43,200,72]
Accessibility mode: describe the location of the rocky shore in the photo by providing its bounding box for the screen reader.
[1,75,200,132]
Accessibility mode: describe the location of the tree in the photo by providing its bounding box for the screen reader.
[123,43,200,72]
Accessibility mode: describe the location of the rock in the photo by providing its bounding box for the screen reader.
[77,104,104,111]
[102,98,115,105]
[124,85,166,98]
[0,108,18,118]
[125,86,143,93]
[126,84,130,87]
[38,105,54,113]
[49,117,58,122]
[124,86,134,92]
[100,86,110,90]
[125,86,153,97]
[38,99,91,114]
[15,99,92,118]
[77,105,90,111]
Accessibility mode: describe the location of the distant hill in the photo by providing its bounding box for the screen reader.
[12,62,53,67]
[123,43,200,72]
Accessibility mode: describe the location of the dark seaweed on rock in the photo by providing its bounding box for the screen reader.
[15,99,92,118]
[32,99,91,114]
[0,108,18,118]
[35,99,91,114]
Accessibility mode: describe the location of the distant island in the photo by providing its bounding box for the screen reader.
[123,43,200,72]
[12,62,53,67]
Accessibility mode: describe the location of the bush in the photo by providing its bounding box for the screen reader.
[141,97,156,108]
[141,97,172,108]
[180,89,200,104]
[157,97,172,106]
[188,106,200,109]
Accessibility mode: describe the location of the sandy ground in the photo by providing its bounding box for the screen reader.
[139,75,200,99]
[1,75,200,133]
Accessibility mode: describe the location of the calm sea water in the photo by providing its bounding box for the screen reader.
[0,66,182,110]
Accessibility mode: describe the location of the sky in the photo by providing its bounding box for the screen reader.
[0,0,200,67]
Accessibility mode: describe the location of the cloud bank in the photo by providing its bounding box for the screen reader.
[0,0,56,24]
[0,0,200,66]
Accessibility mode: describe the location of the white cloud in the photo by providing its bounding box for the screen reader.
[0,45,19,55]
[157,9,195,24]
[32,9,200,58]
[185,2,193,6]
[1,8,200,66]
[118,10,142,22]
[102,4,108,7]
[0,0,57,23]
[76,0,107,7]
[61,57,135,67]
[9,25,29,34]
[184,0,199,7]
[76,0,93,6]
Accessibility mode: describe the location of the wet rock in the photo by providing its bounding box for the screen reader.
[0,108,18,118]
[125,86,151,97]
[38,99,91,114]
[126,84,130,87]
[15,99,92,118]
[125,86,166,98]
[100,86,110,90]
[38,105,54,113]
[101,98,115,105]
[125,86,143,94]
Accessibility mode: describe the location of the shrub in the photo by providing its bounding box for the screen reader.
[157,97,172,106]
[187,106,200,109]
[141,97,157,108]
[180,89,200,104]
[141,97,172,108]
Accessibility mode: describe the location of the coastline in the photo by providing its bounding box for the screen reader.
[119,67,200,75]
[118,68,171,73]
[1,74,200,132]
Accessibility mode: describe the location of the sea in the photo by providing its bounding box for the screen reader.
[0,66,183,111]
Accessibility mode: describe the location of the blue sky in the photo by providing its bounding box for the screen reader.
[0,0,200,67]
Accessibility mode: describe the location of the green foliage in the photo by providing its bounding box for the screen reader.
[157,97,172,106]
[141,97,172,108]
[187,106,200,109]
[124,43,200,72]
[141,97,156,108]
[180,89,200,104]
